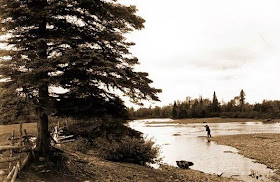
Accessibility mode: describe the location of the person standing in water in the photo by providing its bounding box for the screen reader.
[205,125,211,137]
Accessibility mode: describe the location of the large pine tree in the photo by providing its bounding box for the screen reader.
[0,0,161,157]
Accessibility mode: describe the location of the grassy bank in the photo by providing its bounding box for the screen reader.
[0,122,236,182]
[210,134,280,181]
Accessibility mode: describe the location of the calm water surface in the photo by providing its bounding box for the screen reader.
[130,119,280,182]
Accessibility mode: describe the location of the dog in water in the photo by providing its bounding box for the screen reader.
[176,160,194,169]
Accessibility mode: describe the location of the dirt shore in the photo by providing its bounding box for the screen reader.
[210,134,280,181]
[19,146,237,182]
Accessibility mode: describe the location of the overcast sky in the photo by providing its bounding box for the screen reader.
[121,0,280,107]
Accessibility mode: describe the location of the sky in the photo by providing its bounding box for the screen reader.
[121,0,280,107]
[1,1,280,108]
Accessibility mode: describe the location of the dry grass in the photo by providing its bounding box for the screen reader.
[0,123,37,146]
[211,134,280,180]
[0,123,37,136]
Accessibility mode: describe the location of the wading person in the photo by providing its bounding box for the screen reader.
[205,125,211,137]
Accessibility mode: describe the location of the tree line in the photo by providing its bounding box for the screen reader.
[130,90,280,119]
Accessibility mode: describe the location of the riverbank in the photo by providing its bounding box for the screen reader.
[0,123,236,182]
[146,117,280,124]
[210,134,280,181]
[19,143,237,182]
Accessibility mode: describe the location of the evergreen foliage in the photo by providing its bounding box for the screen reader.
[211,91,220,112]
[0,0,161,154]
[0,0,161,119]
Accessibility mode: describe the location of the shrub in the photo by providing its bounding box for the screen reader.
[94,136,160,165]
[72,138,92,153]
[49,116,77,130]
[65,116,141,141]
[63,116,160,165]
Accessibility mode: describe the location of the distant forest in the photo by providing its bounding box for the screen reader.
[129,90,280,119]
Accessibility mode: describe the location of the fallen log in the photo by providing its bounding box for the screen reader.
[20,153,30,171]
[0,145,20,152]
[0,156,21,163]
[3,166,15,182]
[53,135,75,143]
[2,154,31,182]
[11,162,20,182]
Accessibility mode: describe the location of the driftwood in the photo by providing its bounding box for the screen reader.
[60,135,74,140]
[0,145,20,152]
[3,166,16,182]
[0,156,21,163]
[52,125,75,144]
[11,162,20,182]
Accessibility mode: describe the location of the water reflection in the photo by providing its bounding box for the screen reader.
[130,119,279,181]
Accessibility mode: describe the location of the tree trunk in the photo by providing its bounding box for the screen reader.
[35,0,49,157]
[36,86,50,157]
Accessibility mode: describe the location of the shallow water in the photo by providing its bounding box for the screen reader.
[130,119,280,182]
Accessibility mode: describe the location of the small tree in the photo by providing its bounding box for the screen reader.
[211,91,220,112]
[239,89,246,111]
[172,101,179,119]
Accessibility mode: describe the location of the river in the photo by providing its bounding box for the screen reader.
[129,119,280,182]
